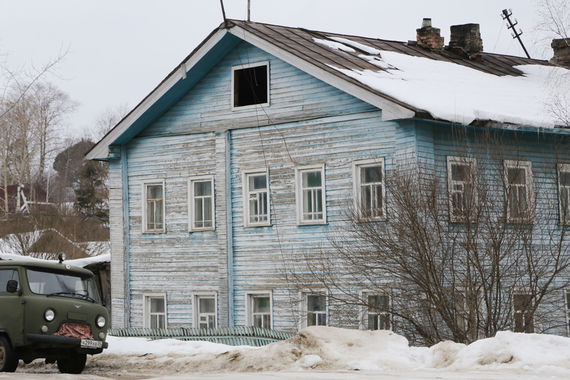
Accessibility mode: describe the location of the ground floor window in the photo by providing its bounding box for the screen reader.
[144,294,166,329]
[366,294,391,330]
[306,294,327,327]
[248,293,271,329]
[194,294,217,329]
[513,293,534,333]
[565,290,570,336]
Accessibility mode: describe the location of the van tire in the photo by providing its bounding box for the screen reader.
[0,335,18,372]
[57,353,86,374]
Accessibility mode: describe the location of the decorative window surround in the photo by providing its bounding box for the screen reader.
[143,293,167,329]
[242,170,271,227]
[188,176,215,232]
[504,160,533,223]
[295,165,327,225]
[447,156,477,223]
[142,181,166,233]
[353,159,386,221]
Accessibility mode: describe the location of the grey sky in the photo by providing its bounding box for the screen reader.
[0,0,555,139]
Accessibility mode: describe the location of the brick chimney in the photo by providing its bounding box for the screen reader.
[449,23,483,58]
[550,38,570,69]
[416,18,444,50]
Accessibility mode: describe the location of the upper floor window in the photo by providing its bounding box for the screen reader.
[232,62,269,108]
[143,181,165,233]
[504,160,533,223]
[558,164,570,225]
[447,157,477,222]
[243,171,270,227]
[144,294,167,329]
[354,159,386,221]
[296,166,326,225]
[189,177,215,232]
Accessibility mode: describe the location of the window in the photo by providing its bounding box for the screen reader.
[565,290,570,337]
[558,164,570,225]
[194,294,216,329]
[189,177,215,231]
[243,171,270,227]
[354,159,385,220]
[247,293,272,329]
[232,62,269,108]
[143,182,165,233]
[306,294,327,327]
[513,293,534,333]
[504,160,533,223]
[447,157,476,222]
[0,269,19,293]
[296,166,326,225]
[365,294,391,330]
[144,294,166,329]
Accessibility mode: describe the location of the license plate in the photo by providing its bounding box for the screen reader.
[80,339,103,349]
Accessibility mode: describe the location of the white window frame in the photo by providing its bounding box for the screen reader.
[242,170,271,227]
[188,176,215,232]
[447,156,477,223]
[512,291,534,333]
[565,289,570,337]
[359,290,391,331]
[353,158,386,221]
[295,165,327,225]
[558,164,570,226]
[143,293,167,329]
[504,160,533,223]
[142,180,166,233]
[231,61,270,110]
[193,292,217,329]
[246,291,273,329]
[300,291,328,328]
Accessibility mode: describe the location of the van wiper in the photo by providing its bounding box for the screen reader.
[46,291,96,303]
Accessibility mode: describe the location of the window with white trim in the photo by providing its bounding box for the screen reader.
[558,164,570,225]
[365,293,391,330]
[143,182,165,233]
[354,159,385,220]
[565,289,570,337]
[247,293,272,329]
[243,171,270,227]
[189,177,215,231]
[232,62,269,108]
[447,157,477,222]
[513,293,534,333]
[194,294,217,329]
[296,166,326,224]
[144,294,166,329]
[504,160,533,223]
[306,294,327,327]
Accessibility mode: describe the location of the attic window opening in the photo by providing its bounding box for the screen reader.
[232,62,269,108]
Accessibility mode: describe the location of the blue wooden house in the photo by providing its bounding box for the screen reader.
[88,19,570,338]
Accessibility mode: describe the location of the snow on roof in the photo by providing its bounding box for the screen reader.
[321,39,570,128]
[0,252,110,268]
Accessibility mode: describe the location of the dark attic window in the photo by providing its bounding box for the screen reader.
[233,63,268,108]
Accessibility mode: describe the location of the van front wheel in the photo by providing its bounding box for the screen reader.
[57,353,86,374]
[0,335,18,372]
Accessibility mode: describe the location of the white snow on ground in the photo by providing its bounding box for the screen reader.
[83,327,570,378]
[316,37,570,128]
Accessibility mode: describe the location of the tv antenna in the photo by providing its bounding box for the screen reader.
[248,0,251,21]
[220,0,228,27]
[501,9,531,59]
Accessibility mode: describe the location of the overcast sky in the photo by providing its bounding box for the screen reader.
[0,0,556,139]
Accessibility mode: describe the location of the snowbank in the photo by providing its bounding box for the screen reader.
[89,327,570,376]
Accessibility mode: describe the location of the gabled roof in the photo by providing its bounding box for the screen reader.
[87,20,569,161]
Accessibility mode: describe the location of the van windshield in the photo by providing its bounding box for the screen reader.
[26,269,101,303]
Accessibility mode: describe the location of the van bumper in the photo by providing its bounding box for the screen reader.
[26,333,108,351]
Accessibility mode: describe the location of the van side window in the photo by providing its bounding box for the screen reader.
[0,269,19,293]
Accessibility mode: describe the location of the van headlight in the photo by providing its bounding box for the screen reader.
[96,315,106,328]
[44,308,55,322]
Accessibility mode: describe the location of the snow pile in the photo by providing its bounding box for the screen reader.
[88,327,570,376]
[317,37,570,128]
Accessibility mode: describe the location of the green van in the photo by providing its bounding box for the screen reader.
[0,259,109,374]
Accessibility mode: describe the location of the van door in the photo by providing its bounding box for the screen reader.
[0,268,24,346]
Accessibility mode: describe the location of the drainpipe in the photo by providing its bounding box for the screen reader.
[225,130,235,326]
[121,145,131,328]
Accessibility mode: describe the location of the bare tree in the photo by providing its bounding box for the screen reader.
[286,129,570,345]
